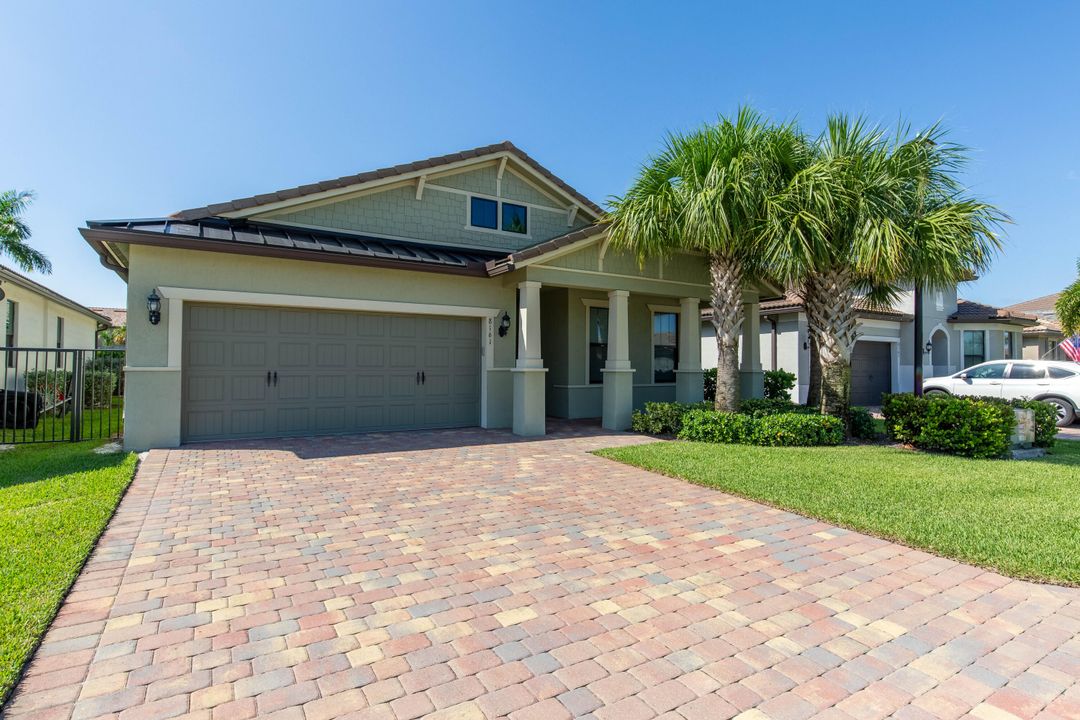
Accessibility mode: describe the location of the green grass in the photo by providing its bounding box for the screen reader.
[0,442,137,704]
[596,440,1080,586]
[1,399,123,443]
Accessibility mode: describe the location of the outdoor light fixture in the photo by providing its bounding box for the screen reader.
[147,290,162,326]
[802,340,809,350]
[924,341,933,354]
[498,311,511,337]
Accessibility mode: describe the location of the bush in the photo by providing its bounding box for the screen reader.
[763,369,797,401]
[1010,399,1058,448]
[849,406,877,440]
[23,369,116,409]
[881,393,926,444]
[703,368,717,403]
[751,413,845,446]
[882,393,1020,459]
[678,409,754,443]
[630,401,709,435]
[737,396,798,417]
[82,371,118,408]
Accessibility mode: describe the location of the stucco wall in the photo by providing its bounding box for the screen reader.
[2,282,99,389]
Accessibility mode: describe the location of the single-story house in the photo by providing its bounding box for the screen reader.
[2,263,111,386]
[1004,293,1070,361]
[81,142,777,450]
[702,288,1037,405]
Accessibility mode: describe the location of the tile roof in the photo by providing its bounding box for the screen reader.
[948,299,1038,325]
[1004,292,1060,317]
[747,292,914,321]
[90,307,127,327]
[1023,318,1064,336]
[81,219,505,278]
[171,141,603,222]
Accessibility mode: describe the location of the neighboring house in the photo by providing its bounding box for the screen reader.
[1004,292,1069,361]
[81,142,776,450]
[91,306,127,347]
[701,287,1037,405]
[1,264,112,386]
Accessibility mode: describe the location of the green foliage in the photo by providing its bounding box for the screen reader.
[678,409,755,443]
[849,406,878,440]
[737,396,800,417]
[1056,258,1080,335]
[0,190,51,273]
[630,402,710,435]
[23,369,69,404]
[24,369,116,408]
[763,369,797,400]
[82,371,117,408]
[703,368,717,403]
[678,408,843,446]
[882,393,1020,459]
[1011,399,1058,449]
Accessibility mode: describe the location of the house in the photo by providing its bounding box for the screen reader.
[1004,293,1070,361]
[81,142,776,450]
[2,263,111,385]
[702,287,1037,405]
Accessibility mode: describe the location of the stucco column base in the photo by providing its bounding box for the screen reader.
[740,369,764,401]
[601,368,635,431]
[674,368,705,404]
[512,367,547,437]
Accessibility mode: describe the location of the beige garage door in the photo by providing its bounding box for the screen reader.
[181,303,480,442]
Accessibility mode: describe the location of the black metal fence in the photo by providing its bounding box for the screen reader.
[1,347,125,444]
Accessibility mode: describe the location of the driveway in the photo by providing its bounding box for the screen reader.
[7,424,1080,720]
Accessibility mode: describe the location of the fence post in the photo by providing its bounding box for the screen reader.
[70,351,84,442]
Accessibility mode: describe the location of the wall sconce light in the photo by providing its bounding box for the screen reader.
[498,311,511,337]
[147,290,162,326]
[923,341,933,354]
[802,340,809,350]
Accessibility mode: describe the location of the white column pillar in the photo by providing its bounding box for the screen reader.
[512,281,546,436]
[675,297,704,403]
[602,290,634,430]
[739,290,764,400]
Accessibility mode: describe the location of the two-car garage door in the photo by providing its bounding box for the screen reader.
[181,304,481,443]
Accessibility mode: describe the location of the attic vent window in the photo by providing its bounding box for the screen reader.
[469,196,528,235]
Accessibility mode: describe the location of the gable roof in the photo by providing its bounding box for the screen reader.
[948,299,1037,326]
[171,141,603,222]
[0,264,112,327]
[1004,292,1060,317]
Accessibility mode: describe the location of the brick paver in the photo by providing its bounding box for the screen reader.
[6,422,1080,719]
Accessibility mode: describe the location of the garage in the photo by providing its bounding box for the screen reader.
[181,303,481,442]
[850,340,892,406]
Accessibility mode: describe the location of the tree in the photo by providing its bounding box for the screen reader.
[1057,259,1080,336]
[0,190,51,273]
[605,108,803,410]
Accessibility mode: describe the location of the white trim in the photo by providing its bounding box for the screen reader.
[415,175,426,201]
[431,183,566,215]
[647,304,681,314]
[857,335,900,344]
[858,319,903,331]
[124,365,181,372]
[597,235,612,272]
[927,323,951,371]
[567,205,579,227]
[464,193,532,240]
[512,233,604,270]
[531,264,710,290]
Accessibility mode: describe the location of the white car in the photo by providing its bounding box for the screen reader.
[923,360,1080,427]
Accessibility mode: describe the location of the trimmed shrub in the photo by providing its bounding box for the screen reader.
[703,368,717,403]
[678,409,754,443]
[82,371,118,408]
[737,396,799,417]
[882,392,1020,459]
[763,369,797,401]
[630,401,709,435]
[881,393,926,444]
[750,413,845,446]
[849,406,878,440]
[23,369,116,409]
[1010,399,1058,448]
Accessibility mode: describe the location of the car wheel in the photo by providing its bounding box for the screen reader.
[924,389,949,397]
[1043,397,1077,427]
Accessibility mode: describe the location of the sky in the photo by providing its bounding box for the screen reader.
[3,1,1078,311]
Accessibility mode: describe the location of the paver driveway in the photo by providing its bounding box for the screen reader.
[6,424,1080,720]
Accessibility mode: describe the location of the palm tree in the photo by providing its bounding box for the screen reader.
[0,190,51,273]
[605,108,802,410]
[1057,259,1080,336]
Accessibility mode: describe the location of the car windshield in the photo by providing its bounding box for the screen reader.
[962,363,1007,379]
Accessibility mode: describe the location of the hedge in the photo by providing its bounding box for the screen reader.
[631,401,710,435]
[679,408,844,446]
[24,369,117,409]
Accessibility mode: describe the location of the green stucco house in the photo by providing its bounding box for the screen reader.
[82,142,771,450]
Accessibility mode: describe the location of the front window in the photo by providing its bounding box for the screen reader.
[4,300,16,368]
[588,306,608,385]
[652,312,678,383]
[963,330,985,367]
[469,197,497,229]
[501,203,527,234]
[1008,364,1044,380]
[1003,331,1013,359]
[965,363,1006,379]
[469,196,528,235]
[56,316,64,361]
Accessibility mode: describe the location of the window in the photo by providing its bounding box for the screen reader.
[1049,366,1077,379]
[55,316,64,361]
[934,291,945,312]
[652,312,679,383]
[965,363,1006,379]
[588,306,608,384]
[1003,331,1014,359]
[469,197,497,229]
[469,196,528,235]
[962,330,985,367]
[4,301,16,368]
[501,203,527,234]
[1008,364,1044,380]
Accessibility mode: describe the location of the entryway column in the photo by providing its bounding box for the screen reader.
[602,289,634,430]
[739,289,764,399]
[512,280,546,436]
[675,297,704,404]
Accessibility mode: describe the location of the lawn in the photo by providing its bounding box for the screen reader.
[596,440,1080,586]
[0,442,137,705]
[1,399,123,443]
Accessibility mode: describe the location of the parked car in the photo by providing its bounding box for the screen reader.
[923,360,1080,426]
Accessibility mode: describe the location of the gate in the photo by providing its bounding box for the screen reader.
[1,347,124,444]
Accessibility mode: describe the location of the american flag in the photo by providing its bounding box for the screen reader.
[1062,335,1080,362]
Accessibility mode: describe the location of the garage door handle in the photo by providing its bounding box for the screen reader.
[421,371,425,385]
[266,371,271,386]
[416,371,421,385]
[273,371,278,386]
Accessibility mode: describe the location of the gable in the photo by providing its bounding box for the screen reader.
[259,164,592,252]
[528,236,710,286]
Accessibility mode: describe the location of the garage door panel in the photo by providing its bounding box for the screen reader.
[851,341,892,406]
[183,304,480,442]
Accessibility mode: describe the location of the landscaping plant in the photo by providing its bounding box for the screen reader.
[763,369,796,400]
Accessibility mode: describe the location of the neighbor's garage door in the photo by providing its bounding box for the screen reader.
[181,303,480,442]
[850,340,892,406]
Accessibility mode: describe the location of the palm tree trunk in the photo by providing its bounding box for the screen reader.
[806,334,821,408]
[801,268,860,422]
[709,252,746,412]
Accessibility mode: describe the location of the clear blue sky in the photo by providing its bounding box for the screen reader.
[3,1,1078,310]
